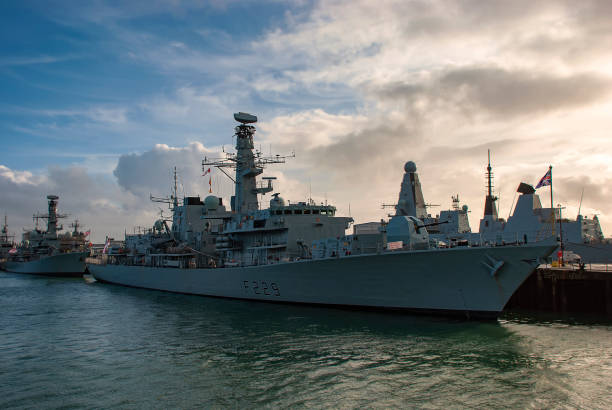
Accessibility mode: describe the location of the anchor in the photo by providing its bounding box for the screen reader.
[482,254,505,277]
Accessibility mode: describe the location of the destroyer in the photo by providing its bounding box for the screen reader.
[429,152,609,262]
[1,195,89,277]
[89,113,555,319]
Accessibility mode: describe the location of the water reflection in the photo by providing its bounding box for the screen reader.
[1,272,610,408]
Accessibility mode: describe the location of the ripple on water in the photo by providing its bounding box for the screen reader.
[0,273,611,408]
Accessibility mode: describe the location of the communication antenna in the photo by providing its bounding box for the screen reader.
[173,166,178,207]
[507,191,517,220]
[150,166,180,210]
[577,187,585,217]
[309,178,312,204]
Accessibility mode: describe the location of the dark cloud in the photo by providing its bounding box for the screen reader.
[113,142,215,197]
[307,123,416,172]
[377,68,612,119]
[556,175,612,211]
[398,0,553,38]
[421,138,531,163]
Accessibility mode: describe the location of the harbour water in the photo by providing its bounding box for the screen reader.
[1,272,611,409]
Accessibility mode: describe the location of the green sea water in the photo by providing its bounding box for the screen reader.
[0,272,610,409]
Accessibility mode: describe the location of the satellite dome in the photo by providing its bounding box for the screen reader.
[154,220,164,232]
[204,195,219,210]
[462,205,468,212]
[270,194,285,208]
[404,161,417,173]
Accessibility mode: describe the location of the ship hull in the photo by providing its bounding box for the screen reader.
[564,242,612,264]
[89,245,555,319]
[1,252,88,277]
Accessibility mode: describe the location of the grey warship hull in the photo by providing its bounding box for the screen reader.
[2,251,88,277]
[89,244,554,318]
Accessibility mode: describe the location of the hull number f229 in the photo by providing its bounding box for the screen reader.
[243,280,280,296]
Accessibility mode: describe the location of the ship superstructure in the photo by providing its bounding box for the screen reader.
[401,151,608,261]
[473,154,606,256]
[201,112,352,266]
[391,162,473,244]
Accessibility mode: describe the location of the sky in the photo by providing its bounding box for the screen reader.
[2,0,612,243]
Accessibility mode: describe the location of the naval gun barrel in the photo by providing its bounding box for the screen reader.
[414,220,449,233]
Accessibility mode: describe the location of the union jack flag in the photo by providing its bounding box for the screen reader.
[535,169,551,189]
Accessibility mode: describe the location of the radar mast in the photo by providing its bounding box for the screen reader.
[483,150,498,219]
[203,113,294,215]
[32,195,67,237]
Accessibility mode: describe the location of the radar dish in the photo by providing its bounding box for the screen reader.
[517,182,535,195]
[234,112,258,124]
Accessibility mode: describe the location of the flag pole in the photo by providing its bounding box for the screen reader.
[549,165,555,236]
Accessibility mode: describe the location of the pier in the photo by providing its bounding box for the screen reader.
[506,264,612,317]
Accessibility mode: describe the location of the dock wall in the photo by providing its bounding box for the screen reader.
[506,265,612,317]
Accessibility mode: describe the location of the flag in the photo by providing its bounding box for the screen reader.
[535,169,551,189]
[103,237,110,254]
[8,247,17,255]
[202,168,211,176]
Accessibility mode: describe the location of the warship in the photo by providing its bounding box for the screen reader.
[475,153,607,262]
[1,195,89,277]
[0,215,16,261]
[408,151,609,262]
[89,113,556,319]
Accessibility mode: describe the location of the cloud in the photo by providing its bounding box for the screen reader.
[376,68,612,120]
[113,142,215,197]
[0,165,43,185]
[0,164,150,243]
[5,0,612,238]
[0,54,79,67]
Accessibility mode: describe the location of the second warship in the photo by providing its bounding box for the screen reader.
[1,195,89,277]
[88,113,556,319]
[416,151,608,262]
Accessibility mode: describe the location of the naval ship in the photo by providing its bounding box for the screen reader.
[0,215,16,261]
[1,195,89,277]
[88,113,556,319]
[469,153,607,262]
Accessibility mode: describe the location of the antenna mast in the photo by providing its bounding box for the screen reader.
[150,166,180,210]
[202,112,294,214]
[483,150,498,218]
[577,187,584,218]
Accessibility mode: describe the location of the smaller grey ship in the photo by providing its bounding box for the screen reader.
[0,215,16,261]
[1,195,89,277]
